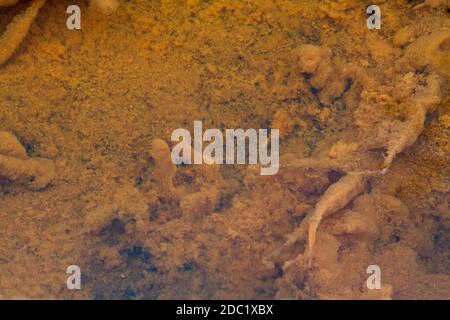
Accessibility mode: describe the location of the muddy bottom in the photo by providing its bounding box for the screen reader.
[0,0,449,299]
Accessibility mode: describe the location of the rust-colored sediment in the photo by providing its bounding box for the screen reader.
[0,0,448,299]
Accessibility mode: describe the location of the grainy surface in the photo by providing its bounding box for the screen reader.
[0,0,448,299]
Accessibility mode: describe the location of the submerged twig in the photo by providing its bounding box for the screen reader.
[0,131,55,190]
[0,0,47,66]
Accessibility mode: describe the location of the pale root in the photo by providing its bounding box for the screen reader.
[0,131,55,190]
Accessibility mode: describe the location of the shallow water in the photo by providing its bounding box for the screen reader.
[0,0,448,299]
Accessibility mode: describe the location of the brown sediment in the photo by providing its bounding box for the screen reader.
[0,0,46,66]
[0,131,55,190]
[285,172,367,267]
[0,0,448,300]
[0,0,119,68]
[0,1,21,7]
[89,0,119,15]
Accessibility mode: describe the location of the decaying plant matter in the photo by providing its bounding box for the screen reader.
[267,19,447,295]
[0,0,46,66]
[0,0,119,67]
[280,75,442,261]
[413,0,448,10]
[0,131,55,190]
[285,172,368,267]
[82,138,229,271]
[0,0,446,300]
[149,138,224,218]
[382,75,442,171]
